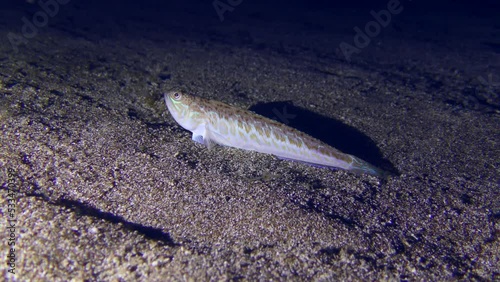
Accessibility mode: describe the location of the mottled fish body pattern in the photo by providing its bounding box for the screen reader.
[165,91,386,177]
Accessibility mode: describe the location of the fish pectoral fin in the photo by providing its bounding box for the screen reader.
[204,135,217,150]
[192,132,217,150]
[204,125,233,149]
[192,124,232,150]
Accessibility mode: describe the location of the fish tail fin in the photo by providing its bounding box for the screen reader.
[348,156,390,178]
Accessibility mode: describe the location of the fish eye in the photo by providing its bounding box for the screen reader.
[172,92,182,100]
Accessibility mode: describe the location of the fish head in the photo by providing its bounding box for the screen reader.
[164,91,204,131]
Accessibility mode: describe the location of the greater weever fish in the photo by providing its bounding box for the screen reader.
[164,91,387,177]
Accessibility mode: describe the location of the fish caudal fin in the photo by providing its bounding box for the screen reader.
[348,156,389,178]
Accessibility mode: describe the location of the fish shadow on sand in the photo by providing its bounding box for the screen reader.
[249,101,398,175]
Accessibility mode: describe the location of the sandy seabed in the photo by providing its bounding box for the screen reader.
[0,1,499,280]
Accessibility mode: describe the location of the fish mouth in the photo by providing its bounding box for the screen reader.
[164,93,179,117]
[164,92,173,108]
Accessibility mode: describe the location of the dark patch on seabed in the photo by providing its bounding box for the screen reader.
[4,187,178,246]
